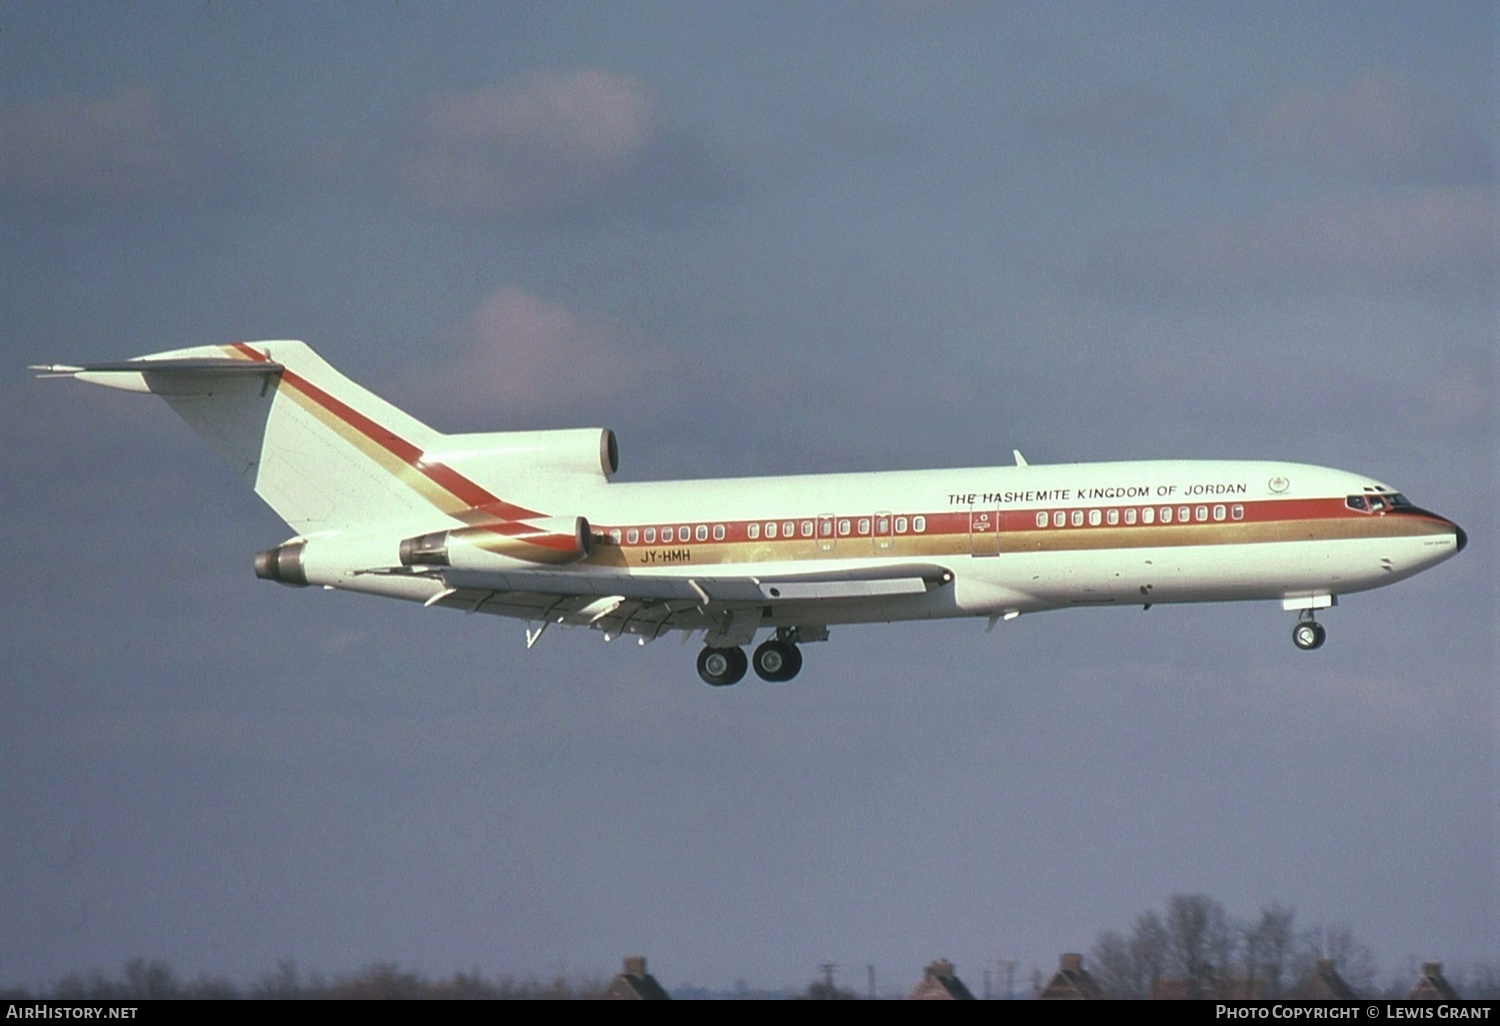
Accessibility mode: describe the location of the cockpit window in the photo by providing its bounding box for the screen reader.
[1349,492,1414,513]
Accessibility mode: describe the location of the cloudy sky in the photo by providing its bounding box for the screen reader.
[1,1,1493,994]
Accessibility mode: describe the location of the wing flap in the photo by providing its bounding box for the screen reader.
[438,562,952,606]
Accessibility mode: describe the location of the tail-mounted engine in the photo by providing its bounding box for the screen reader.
[253,540,308,587]
[399,516,592,570]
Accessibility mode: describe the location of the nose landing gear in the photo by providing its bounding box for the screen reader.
[1292,611,1327,651]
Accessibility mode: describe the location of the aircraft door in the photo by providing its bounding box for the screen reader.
[970,504,1000,556]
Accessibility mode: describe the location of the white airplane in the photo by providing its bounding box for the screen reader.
[36,341,1466,685]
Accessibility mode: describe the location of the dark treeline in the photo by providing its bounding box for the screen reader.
[2,959,605,1000]
[1089,893,1500,1000]
[6,897,1499,1000]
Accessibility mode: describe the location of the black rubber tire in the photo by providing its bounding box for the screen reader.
[1292,621,1326,651]
[698,646,747,686]
[752,639,803,682]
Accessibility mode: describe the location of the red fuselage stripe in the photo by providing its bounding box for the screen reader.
[228,342,541,521]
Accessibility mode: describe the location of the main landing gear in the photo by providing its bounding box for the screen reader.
[1291,611,1327,651]
[696,630,807,686]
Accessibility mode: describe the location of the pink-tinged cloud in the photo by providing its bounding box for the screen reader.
[0,86,235,206]
[1087,186,1494,297]
[431,285,658,418]
[398,69,722,218]
[1237,72,1490,184]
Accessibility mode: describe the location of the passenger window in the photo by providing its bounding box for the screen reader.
[1213,505,1225,521]
[800,520,813,538]
[1035,511,1048,528]
[747,523,759,540]
[783,521,795,538]
[1178,506,1190,522]
[1142,507,1155,524]
[875,516,889,534]
[1195,506,1207,522]
[661,527,674,543]
[696,525,708,542]
[627,528,639,544]
[1088,509,1101,526]
[819,517,833,537]
[1070,510,1083,527]
[895,516,907,534]
[1107,509,1119,525]
[838,519,850,536]
[645,527,657,543]
[766,522,777,539]
[1231,504,1244,520]
[713,524,725,541]
[1053,511,1066,527]
[913,516,926,533]
[1160,507,1172,523]
[1124,508,1137,525]
[857,518,870,535]
[609,529,622,544]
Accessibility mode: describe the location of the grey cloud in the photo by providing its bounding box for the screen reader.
[396,69,728,220]
[1235,71,1492,185]
[1027,86,1195,153]
[0,86,239,208]
[1085,186,1495,298]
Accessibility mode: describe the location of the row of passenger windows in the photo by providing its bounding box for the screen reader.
[606,515,930,546]
[610,524,725,545]
[748,515,927,540]
[1035,504,1245,528]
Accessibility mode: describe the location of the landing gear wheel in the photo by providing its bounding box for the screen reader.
[697,646,747,686]
[752,639,803,682]
[1292,621,1326,651]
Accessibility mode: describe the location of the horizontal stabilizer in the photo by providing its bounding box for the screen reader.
[33,358,285,375]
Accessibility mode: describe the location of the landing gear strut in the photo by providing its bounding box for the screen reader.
[1291,611,1327,651]
[697,645,747,686]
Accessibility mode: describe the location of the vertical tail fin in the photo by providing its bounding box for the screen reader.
[40,341,455,533]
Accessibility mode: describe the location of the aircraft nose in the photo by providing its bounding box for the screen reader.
[1454,521,1467,553]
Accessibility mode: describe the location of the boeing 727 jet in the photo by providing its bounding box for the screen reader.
[36,341,1466,685]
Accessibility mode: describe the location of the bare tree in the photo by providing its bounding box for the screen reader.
[1165,894,1236,997]
[1090,930,1140,999]
[1243,904,1297,997]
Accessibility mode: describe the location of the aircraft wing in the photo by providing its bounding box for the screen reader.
[407,562,955,641]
